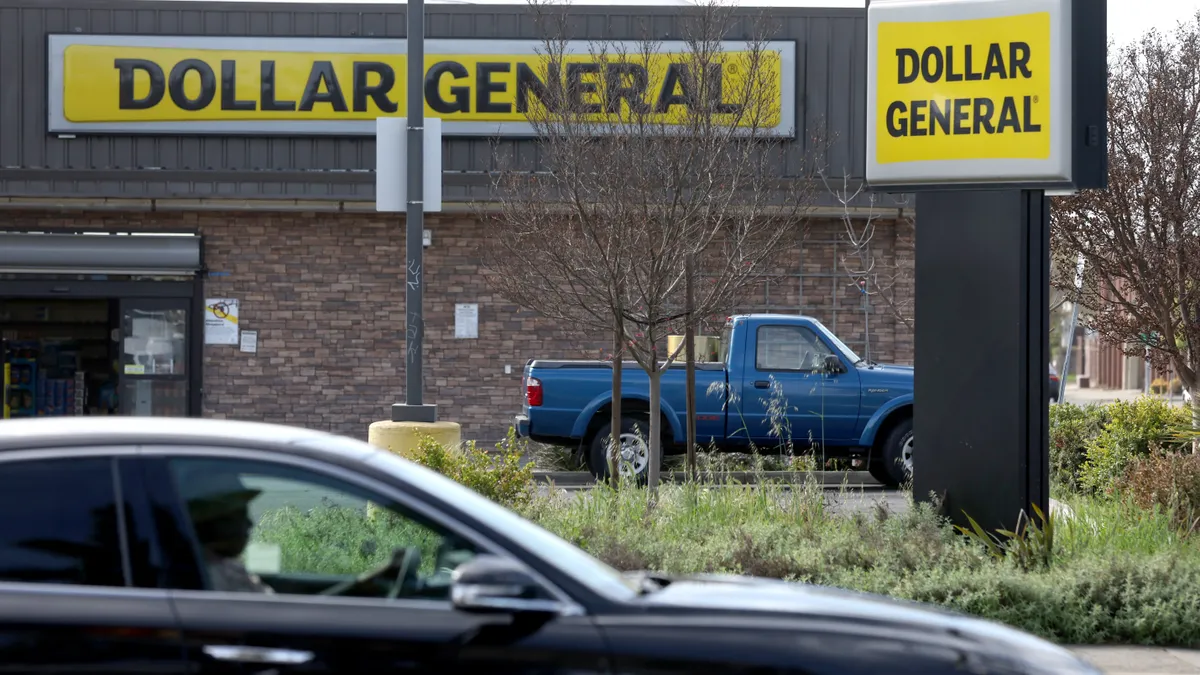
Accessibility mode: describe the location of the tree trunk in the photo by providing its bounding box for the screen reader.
[1191,391,1200,455]
[648,367,662,490]
[610,315,623,487]
[685,255,697,482]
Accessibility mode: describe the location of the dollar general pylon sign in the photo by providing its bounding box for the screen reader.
[865,0,1074,188]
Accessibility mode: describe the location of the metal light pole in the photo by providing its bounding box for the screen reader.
[1058,300,1079,403]
[1059,253,1084,403]
[393,0,436,423]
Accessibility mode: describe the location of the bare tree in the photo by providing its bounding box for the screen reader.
[820,172,916,341]
[1052,13,1200,436]
[482,0,818,488]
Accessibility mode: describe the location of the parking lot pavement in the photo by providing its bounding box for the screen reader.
[536,481,912,515]
[823,487,910,516]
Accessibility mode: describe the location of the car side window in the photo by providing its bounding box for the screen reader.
[0,457,127,587]
[165,457,480,600]
[756,325,836,372]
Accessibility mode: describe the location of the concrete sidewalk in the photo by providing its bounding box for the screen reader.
[1061,384,1187,407]
[1072,647,1200,674]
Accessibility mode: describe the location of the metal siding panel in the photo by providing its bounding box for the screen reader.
[850,15,867,178]
[204,8,222,34]
[429,12,450,37]
[0,9,21,167]
[90,7,111,32]
[828,18,855,175]
[806,18,831,175]
[4,1,874,198]
[180,9,202,33]
[225,10,247,34]
[387,11,406,37]
[111,9,133,32]
[450,13,472,36]
[21,8,45,168]
[318,12,338,36]
[271,10,291,34]
[361,11,386,37]
[136,8,155,33]
[249,10,271,34]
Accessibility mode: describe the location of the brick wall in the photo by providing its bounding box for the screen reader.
[2,209,914,443]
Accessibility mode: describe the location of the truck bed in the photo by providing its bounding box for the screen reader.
[525,359,731,448]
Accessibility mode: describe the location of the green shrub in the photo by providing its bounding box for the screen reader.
[884,555,1200,646]
[521,482,1200,645]
[410,427,535,509]
[1080,397,1192,495]
[1049,402,1110,492]
[252,470,1200,645]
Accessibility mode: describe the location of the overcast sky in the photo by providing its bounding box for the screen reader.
[1106,0,1197,46]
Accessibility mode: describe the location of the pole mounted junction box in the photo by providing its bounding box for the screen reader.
[375,117,444,213]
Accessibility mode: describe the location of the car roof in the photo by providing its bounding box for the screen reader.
[0,416,367,459]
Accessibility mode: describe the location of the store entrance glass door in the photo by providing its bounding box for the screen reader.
[119,298,190,417]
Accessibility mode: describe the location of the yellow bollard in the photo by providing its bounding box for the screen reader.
[367,419,462,461]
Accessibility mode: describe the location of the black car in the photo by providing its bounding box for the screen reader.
[0,417,1096,674]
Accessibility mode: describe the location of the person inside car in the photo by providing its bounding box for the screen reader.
[179,471,275,594]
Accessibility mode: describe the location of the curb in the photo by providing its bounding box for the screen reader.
[533,470,881,487]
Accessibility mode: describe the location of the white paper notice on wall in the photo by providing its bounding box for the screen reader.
[455,303,479,339]
[204,299,239,345]
[240,330,258,354]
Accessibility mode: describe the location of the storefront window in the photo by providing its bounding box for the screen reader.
[124,308,188,376]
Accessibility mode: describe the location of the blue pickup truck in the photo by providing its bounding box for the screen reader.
[515,314,915,486]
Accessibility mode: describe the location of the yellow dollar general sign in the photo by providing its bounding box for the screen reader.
[865,0,1072,187]
[47,36,796,137]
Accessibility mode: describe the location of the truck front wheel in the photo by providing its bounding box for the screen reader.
[588,416,653,483]
[870,417,913,488]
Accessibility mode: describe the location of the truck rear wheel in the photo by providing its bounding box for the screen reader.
[588,416,653,483]
[870,417,913,488]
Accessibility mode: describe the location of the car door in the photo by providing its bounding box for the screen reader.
[139,449,611,674]
[741,324,862,448]
[0,449,187,674]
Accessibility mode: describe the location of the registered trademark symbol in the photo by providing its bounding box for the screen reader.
[1033,96,1039,103]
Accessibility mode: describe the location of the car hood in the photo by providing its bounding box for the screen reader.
[633,574,1096,673]
[858,364,914,388]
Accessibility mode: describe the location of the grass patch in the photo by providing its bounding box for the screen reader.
[521,483,1200,646]
[252,477,1200,646]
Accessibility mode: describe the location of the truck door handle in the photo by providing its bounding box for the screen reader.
[203,645,315,665]
[753,380,770,389]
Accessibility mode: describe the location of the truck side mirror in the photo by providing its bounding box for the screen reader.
[823,354,845,374]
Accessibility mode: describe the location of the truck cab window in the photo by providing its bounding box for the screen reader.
[756,325,835,372]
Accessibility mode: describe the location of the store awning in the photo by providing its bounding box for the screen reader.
[0,232,202,275]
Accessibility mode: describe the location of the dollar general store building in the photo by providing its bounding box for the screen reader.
[0,0,912,441]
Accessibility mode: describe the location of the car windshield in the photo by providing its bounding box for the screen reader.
[808,318,863,364]
[358,445,641,601]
